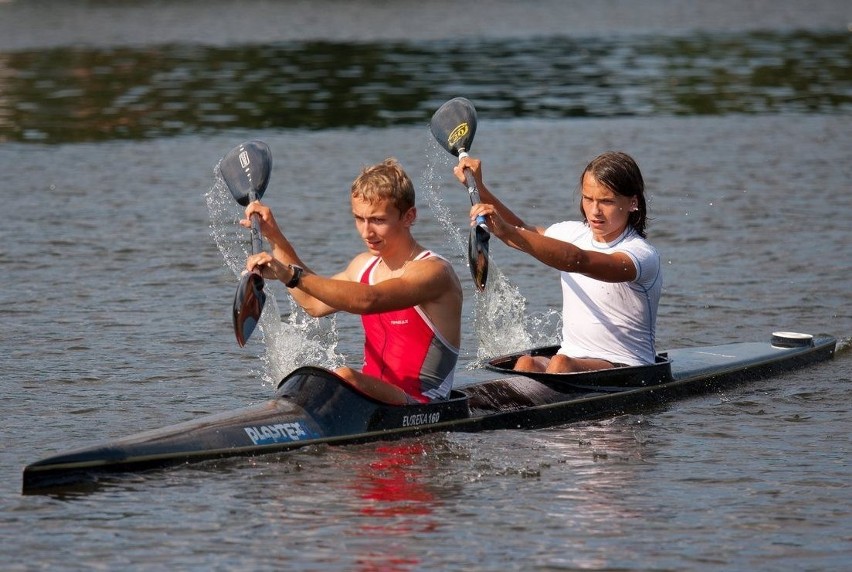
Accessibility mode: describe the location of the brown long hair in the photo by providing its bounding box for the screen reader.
[580,152,647,238]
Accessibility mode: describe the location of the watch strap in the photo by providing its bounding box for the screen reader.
[285,265,303,288]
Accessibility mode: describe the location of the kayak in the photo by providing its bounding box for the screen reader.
[22,331,836,494]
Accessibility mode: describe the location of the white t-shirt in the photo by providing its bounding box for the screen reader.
[544,221,662,366]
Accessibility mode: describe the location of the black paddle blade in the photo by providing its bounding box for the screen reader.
[430,97,478,155]
[220,140,272,206]
[233,270,266,347]
[469,225,490,291]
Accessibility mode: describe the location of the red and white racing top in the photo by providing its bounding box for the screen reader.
[358,251,458,403]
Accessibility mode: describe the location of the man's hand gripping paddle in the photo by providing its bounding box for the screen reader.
[219,140,272,346]
[430,97,490,291]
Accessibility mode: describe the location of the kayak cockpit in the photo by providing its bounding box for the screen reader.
[276,366,471,433]
[485,346,673,392]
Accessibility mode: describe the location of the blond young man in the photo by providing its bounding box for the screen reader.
[244,159,462,404]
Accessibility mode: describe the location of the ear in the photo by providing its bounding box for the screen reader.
[630,201,638,212]
[403,206,417,226]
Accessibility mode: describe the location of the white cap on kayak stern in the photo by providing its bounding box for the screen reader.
[771,331,814,348]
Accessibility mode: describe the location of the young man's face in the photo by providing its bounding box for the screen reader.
[351,195,415,256]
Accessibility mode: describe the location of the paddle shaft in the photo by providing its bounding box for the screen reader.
[245,183,264,254]
[248,212,263,255]
[459,151,487,227]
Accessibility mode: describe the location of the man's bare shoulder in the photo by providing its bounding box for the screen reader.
[409,255,462,291]
[337,251,377,281]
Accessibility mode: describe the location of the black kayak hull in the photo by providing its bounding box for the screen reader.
[22,333,837,494]
[21,367,471,493]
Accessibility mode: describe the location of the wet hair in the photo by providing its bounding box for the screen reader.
[351,158,415,214]
[580,151,647,237]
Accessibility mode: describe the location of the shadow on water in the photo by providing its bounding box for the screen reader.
[1,31,849,143]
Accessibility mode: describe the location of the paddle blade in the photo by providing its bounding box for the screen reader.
[430,97,478,156]
[220,140,272,206]
[468,225,490,291]
[233,270,267,347]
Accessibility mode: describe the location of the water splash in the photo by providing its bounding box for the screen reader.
[475,266,532,358]
[257,295,345,386]
[421,144,560,367]
[834,336,852,355]
[206,164,251,277]
[205,162,344,386]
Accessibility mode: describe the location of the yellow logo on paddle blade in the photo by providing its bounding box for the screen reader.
[447,123,469,148]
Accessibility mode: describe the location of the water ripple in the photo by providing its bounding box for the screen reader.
[1,31,849,143]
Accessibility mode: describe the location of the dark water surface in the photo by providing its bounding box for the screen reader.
[2,30,850,143]
[1,1,850,143]
[1,1,850,571]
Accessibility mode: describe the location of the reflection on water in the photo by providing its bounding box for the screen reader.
[542,418,651,527]
[1,31,849,143]
[344,442,440,572]
[353,444,436,518]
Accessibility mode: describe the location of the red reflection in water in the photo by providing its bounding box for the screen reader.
[357,443,435,518]
[345,442,440,572]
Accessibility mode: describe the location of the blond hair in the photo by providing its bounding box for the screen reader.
[351,158,415,214]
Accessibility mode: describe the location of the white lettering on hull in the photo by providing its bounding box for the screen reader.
[401,412,440,427]
[243,421,315,445]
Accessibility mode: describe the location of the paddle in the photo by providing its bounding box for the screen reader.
[430,97,490,291]
[219,140,273,346]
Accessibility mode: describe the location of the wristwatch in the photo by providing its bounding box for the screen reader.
[285,264,303,288]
